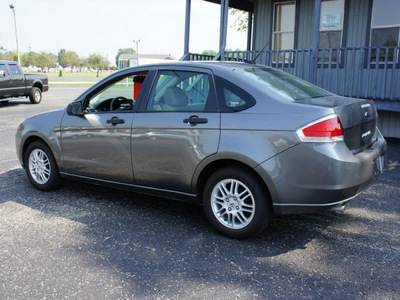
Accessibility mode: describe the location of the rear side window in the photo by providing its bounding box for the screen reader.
[214,76,256,112]
[9,64,21,76]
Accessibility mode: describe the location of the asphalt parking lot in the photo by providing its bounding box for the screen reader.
[0,87,399,299]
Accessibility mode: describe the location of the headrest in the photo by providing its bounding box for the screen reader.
[164,86,188,107]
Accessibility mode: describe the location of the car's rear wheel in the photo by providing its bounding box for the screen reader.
[203,166,272,238]
[29,87,42,104]
[24,141,61,190]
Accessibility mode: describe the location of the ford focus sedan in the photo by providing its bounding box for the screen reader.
[16,62,387,238]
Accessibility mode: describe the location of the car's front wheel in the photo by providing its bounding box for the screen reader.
[24,141,61,190]
[29,87,42,104]
[203,166,272,238]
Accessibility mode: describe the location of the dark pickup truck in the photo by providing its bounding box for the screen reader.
[0,60,49,104]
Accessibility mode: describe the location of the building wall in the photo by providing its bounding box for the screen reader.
[251,0,400,138]
[254,0,372,50]
[296,0,314,49]
[345,0,371,47]
[378,111,400,138]
[253,0,272,51]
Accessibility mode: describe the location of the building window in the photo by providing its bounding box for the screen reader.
[319,0,345,49]
[273,1,296,51]
[370,0,400,62]
[371,0,400,47]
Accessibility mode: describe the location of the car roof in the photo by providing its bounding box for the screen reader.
[125,61,271,72]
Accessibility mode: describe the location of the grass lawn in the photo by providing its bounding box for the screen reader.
[25,71,113,79]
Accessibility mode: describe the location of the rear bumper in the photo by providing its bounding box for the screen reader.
[256,131,387,215]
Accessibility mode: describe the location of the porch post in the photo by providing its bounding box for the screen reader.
[311,0,321,84]
[218,0,229,61]
[247,6,253,51]
[181,0,191,61]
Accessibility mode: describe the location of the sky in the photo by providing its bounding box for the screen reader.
[0,0,248,65]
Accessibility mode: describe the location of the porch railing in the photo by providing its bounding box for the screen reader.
[189,53,215,61]
[190,47,400,104]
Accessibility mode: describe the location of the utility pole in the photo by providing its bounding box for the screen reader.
[9,4,20,65]
[133,40,140,66]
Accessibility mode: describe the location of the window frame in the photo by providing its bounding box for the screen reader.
[370,0,400,47]
[8,64,21,76]
[0,64,9,77]
[82,70,150,114]
[369,0,400,65]
[214,75,256,112]
[272,1,296,52]
[138,67,219,113]
[318,0,345,50]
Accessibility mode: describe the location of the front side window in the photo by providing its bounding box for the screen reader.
[0,64,8,77]
[86,73,146,112]
[8,64,21,76]
[146,70,211,112]
[319,0,345,49]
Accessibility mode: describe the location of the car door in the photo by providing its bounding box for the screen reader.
[8,63,25,96]
[60,71,149,184]
[132,67,220,193]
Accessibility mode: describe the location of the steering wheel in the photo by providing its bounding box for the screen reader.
[110,96,132,111]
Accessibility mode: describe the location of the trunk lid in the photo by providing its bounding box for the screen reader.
[297,96,378,153]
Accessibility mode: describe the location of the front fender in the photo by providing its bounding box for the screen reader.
[16,110,65,170]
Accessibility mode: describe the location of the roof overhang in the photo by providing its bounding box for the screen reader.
[203,0,254,12]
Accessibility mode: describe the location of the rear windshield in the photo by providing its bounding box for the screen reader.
[242,67,332,101]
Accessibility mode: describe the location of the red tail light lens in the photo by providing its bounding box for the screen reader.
[297,115,344,142]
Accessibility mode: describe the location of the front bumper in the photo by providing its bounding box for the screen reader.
[256,132,387,215]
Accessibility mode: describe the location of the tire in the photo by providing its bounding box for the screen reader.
[24,141,62,191]
[203,166,272,238]
[29,87,42,104]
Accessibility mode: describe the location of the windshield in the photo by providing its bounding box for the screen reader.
[242,67,332,100]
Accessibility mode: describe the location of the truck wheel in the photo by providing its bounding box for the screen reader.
[29,87,42,104]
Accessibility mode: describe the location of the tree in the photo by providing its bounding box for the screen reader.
[115,48,135,66]
[87,53,107,70]
[36,52,57,71]
[21,51,39,67]
[229,8,249,32]
[58,49,81,69]
[201,50,218,56]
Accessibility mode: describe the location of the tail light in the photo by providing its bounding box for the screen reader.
[296,115,344,142]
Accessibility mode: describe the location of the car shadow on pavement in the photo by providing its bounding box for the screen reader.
[1,138,399,298]
[0,99,32,107]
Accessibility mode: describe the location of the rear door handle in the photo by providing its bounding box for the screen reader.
[183,115,208,125]
[106,117,125,126]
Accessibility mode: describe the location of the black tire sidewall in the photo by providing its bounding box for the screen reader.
[24,141,61,191]
[29,87,42,104]
[203,166,271,238]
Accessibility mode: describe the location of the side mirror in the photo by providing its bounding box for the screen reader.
[0,70,5,78]
[66,101,84,116]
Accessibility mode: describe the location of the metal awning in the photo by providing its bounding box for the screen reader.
[203,0,253,12]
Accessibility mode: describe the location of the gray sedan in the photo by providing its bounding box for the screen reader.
[15,62,387,238]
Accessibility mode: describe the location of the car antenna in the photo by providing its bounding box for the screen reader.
[250,40,271,64]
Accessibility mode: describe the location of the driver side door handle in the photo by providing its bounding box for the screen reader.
[183,115,208,125]
[106,117,125,126]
